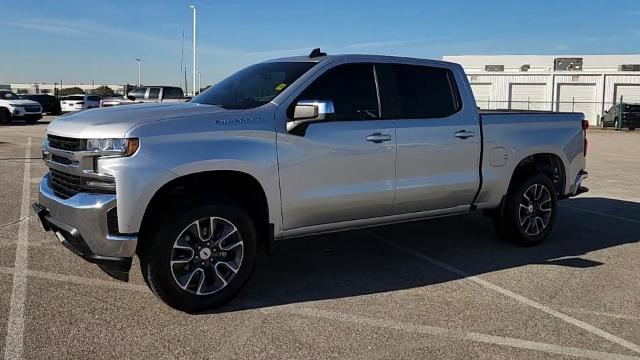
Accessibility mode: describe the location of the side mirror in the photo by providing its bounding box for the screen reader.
[287,100,335,132]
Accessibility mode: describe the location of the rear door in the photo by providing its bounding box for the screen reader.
[377,63,481,214]
[277,63,396,229]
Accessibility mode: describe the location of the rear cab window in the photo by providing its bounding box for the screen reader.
[377,63,461,119]
[148,88,161,100]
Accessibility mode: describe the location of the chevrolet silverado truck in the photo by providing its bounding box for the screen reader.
[33,51,589,312]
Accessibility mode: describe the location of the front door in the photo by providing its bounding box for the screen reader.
[277,63,396,229]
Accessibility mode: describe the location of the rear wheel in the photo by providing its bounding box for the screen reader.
[629,127,636,131]
[493,173,557,246]
[140,197,257,312]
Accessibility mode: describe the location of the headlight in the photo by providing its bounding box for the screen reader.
[86,138,139,157]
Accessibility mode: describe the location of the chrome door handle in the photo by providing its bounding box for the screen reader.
[366,133,392,143]
[454,130,475,139]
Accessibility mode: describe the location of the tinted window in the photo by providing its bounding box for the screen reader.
[63,96,84,101]
[297,64,379,121]
[193,62,316,110]
[164,87,184,99]
[88,96,101,101]
[128,88,147,99]
[0,91,19,100]
[386,64,460,119]
[148,88,161,99]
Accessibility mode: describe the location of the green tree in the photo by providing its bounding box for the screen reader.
[59,87,85,96]
[16,89,29,94]
[41,89,51,94]
[93,85,114,96]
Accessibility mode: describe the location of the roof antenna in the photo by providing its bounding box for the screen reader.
[309,48,326,58]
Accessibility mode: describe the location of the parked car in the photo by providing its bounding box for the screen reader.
[0,90,43,123]
[19,94,62,115]
[33,51,588,312]
[60,94,101,112]
[100,94,133,108]
[127,86,188,103]
[600,103,640,130]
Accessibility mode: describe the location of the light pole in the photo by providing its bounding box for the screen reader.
[135,58,142,87]
[197,71,201,94]
[189,5,196,96]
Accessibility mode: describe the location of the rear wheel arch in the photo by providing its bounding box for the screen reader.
[137,170,271,255]
[508,153,566,197]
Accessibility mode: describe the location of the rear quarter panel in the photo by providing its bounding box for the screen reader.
[476,112,586,208]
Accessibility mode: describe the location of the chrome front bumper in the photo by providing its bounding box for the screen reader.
[34,174,137,280]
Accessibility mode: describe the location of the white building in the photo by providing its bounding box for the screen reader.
[443,54,640,124]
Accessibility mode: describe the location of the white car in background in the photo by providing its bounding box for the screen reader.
[60,95,101,112]
[0,90,43,124]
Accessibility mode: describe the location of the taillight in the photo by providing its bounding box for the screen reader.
[582,120,588,157]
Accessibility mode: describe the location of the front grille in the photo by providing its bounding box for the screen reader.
[24,106,41,113]
[49,169,83,199]
[51,154,72,165]
[47,135,85,151]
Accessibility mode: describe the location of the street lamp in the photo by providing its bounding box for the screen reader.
[135,58,142,87]
[189,5,197,96]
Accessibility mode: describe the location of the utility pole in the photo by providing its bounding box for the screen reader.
[136,58,142,87]
[189,5,197,96]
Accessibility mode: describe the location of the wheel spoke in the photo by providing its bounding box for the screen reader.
[177,267,203,290]
[216,260,240,274]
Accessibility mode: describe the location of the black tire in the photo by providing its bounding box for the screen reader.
[140,196,257,313]
[25,117,39,124]
[493,172,558,246]
[629,128,636,131]
[0,108,10,123]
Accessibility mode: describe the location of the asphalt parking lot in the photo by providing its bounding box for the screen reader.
[0,116,639,359]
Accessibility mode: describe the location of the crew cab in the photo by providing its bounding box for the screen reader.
[0,90,43,123]
[33,51,588,312]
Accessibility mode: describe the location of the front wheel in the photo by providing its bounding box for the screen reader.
[140,197,257,312]
[0,108,10,123]
[493,173,558,246]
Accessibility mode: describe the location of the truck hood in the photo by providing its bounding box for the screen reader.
[46,103,225,138]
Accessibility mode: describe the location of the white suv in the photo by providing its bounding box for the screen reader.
[60,94,101,113]
[0,90,43,124]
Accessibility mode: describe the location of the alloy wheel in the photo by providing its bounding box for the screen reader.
[518,184,552,236]
[170,217,244,295]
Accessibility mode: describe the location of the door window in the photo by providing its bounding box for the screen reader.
[382,64,460,119]
[297,64,380,121]
[128,88,146,99]
[148,88,161,100]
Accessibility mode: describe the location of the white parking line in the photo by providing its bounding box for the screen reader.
[4,137,32,360]
[561,308,640,322]
[0,266,148,293]
[282,307,640,360]
[368,232,640,355]
[559,204,640,224]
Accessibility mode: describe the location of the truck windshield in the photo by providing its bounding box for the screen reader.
[192,62,316,109]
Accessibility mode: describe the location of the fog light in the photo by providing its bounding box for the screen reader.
[85,179,116,191]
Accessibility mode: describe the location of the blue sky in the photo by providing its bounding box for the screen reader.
[1,0,639,87]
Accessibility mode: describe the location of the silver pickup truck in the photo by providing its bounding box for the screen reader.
[33,51,588,312]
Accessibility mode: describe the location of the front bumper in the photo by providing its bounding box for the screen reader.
[33,174,137,280]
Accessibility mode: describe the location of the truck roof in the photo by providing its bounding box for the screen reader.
[264,53,458,68]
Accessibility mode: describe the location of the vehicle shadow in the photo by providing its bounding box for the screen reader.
[0,119,52,126]
[213,197,640,313]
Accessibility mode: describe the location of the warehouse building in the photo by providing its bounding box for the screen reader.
[443,54,640,125]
